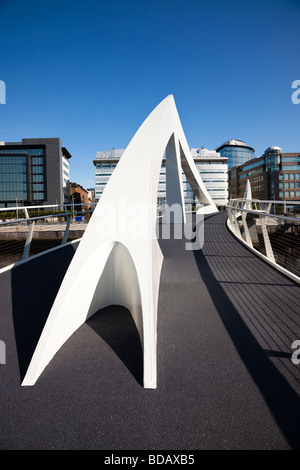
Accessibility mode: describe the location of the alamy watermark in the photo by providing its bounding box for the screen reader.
[0,80,6,104]
[0,340,6,364]
[291,80,300,105]
[291,340,300,365]
[94,199,204,250]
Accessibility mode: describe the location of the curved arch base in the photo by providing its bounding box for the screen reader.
[21,95,217,388]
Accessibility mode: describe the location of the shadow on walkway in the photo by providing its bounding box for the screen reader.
[86,305,143,386]
[11,244,77,381]
[193,237,300,450]
[11,243,143,386]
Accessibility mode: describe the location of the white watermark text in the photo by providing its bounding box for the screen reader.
[0,340,6,364]
[291,80,300,104]
[291,340,300,365]
[0,80,6,104]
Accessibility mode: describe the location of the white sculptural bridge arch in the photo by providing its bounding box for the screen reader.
[22,95,217,388]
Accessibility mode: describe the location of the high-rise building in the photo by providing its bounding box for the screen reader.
[216,139,255,170]
[93,147,228,207]
[94,149,125,202]
[0,138,71,207]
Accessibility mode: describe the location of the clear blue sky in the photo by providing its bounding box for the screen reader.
[0,0,299,189]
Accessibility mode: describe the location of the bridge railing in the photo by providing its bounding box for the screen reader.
[0,198,199,271]
[226,199,300,282]
[0,203,95,270]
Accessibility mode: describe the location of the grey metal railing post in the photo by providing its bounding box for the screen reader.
[21,208,35,261]
[61,214,72,245]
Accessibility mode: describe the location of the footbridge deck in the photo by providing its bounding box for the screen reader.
[0,211,299,449]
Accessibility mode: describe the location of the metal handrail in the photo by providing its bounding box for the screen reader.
[226,199,300,282]
[0,202,96,212]
[0,205,94,269]
[0,209,93,226]
[230,198,300,204]
[226,205,300,223]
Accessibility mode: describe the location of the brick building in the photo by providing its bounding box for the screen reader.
[229,146,300,203]
[69,182,91,211]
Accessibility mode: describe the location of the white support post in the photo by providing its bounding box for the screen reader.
[259,215,275,262]
[266,203,272,214]
[226,207,234,230]
[241,212,253,248]
[233,209,242,239]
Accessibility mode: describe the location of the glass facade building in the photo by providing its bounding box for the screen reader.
[0,154,28,204]
[216,139,255,170]
[0,138,71,207]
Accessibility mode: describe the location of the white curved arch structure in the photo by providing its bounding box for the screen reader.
[22,95,217,388]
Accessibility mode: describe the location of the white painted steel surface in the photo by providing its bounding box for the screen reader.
[22,95,217,388]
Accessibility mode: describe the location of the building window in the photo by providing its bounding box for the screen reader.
[283,157,300,162]
[282,166,299,170]
[284,174,289,180]
[33,192,44,200]
[33,183,44,191]
[0,156,28,201]
[32,157,43,165]
[296,191,300,197]
[279,191,284,198]
[279,174,284,180]
[32,166,43,174]
[279,182,284,189]
[291,191,295,197]
[285,191,290,197]
[285,182,290,189]
[291,182,295,189]
[32,175,44,182]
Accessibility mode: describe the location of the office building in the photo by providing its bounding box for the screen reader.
[94,147,228,207]
[229,146,300,202]
[94,149,125,201]
[216,139,255,170]
[0,138,71,207]
[188,148,228,206]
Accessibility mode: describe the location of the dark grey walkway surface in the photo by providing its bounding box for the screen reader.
[0,212,299,450]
